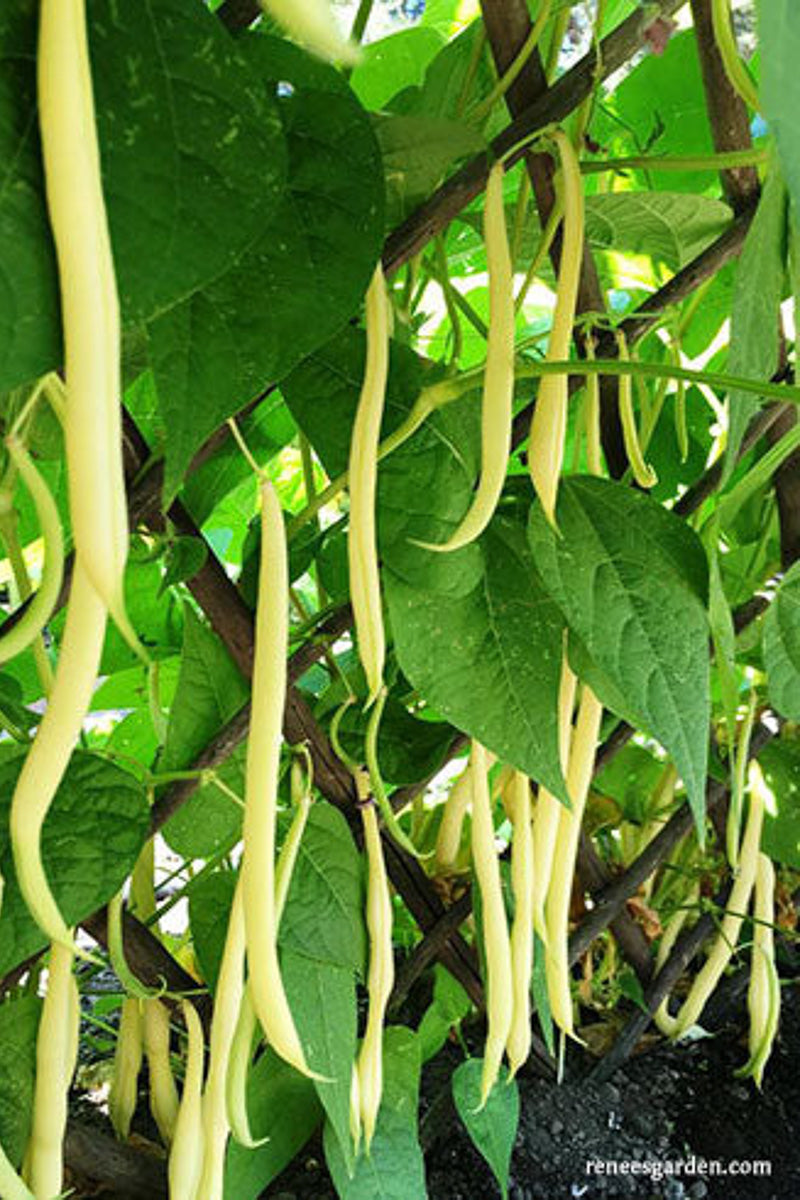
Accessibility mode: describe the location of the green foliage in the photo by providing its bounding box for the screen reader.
[0,753,149,976]
[324,1028,426,1200]
[452,1058,520,1200]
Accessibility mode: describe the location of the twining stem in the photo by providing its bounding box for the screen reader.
[580,148,768,175]
[288,357,800,538]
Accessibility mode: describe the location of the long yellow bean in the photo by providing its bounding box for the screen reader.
[196,880,245,1200]
[242,480,314,1077]
[470,741,513,1104]
[671,762,767,1037]
[357,802,394,1152]
[738,852,780,1088]
[420,162,515,552]
[505,770,535,1077]
[528,131,584,526]
[109,997,143,1141]
[143,998,179,1147]
[532,656,576,940]
[348,265,391,706]
[27,940,76,1199]
[168,1001,205,1200]
[10,562,106,949]
[544,686,603,1037]
[38,0,136,648]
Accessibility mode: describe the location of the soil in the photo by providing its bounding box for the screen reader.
[269,980,800,1200]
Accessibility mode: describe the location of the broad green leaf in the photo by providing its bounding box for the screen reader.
[386,510,568,803]
[724,167,787,476]
[760,738,800,869]
[280,802,366,973]
[283,950,357,1177]
[760,2,800,218]
[149,35,384,500]
[0,0,286,391]
[0,993,40,1166]
[584,192,731,271]
[350,27,444,111]
[324,1027,425,1200]
[223,1048,322,1200]
[763,561,800,720]
[374,113,485,224]
[401,21,496,125]
[528,478,710,828]
[188,870,238,992]
[452,1058,519,1200]
[591,31,714,195]
[0,752,149,976]
[161,606,248,858]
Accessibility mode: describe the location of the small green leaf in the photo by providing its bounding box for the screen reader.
[763,562,800,720]
[0,993,40,1166]
[283,950,358,1177]
[0,752,149,977]
[418,963,471,1062]
[324,1027,426,1200]
[584,192,731,271]
[452,1058,519,1200]
[528,477,710,829]
[350,27,444,111]
[223,1048,323,1200]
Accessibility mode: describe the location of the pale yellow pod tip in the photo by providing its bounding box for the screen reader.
[260,0,363,66]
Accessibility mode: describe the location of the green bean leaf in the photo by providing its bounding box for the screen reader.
[452,1058,519,1200]
[528,476,710,832]
[324,1026,426,1200]
[0,752,149,977]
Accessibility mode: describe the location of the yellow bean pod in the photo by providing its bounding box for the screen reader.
[653,883,700,1037]
[671,762,767,1037]
[470,741,513,1104]
[544,686,603,1037]
[143,998,180,1147]
[242,479,314,1078]
[225,987,262,1149]
[528,130,584,526]
[357,803,394,1152]
[10,562,107,949]
[505,770,535,1077]
[27,940,76,1200]
[348,265,391,706]
[37,0,135,646]
[168,1001,205,1200]
[196,880,246,1200]
[0,436,64,668]
[532,657,576,941]
[109,997,144,1141]
[615,331,657,489]
[435,765,473,874]
[738,852,780,1088]
[420,162,515,552]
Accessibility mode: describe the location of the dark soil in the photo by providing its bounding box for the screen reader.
[270,981,800,1200]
